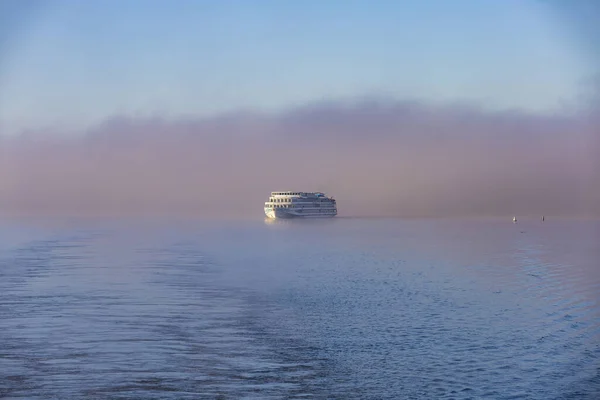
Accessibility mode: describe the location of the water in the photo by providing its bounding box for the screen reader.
[0,217,598,399]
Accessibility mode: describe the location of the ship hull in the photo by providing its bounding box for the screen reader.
[264,207,336,219]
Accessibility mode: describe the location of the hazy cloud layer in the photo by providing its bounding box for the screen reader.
[1,99,598,218]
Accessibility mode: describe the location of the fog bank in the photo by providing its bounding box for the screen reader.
[1,99,598,218]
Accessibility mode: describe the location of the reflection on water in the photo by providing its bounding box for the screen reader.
[0,218,598,399]
[263,216,340,226]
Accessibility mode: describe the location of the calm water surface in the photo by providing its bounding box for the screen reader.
[0,218,599,399]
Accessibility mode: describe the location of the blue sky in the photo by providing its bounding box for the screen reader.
[0,0,596,134]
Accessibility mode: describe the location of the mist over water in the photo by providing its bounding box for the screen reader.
[1,99,599,218]
[0,218,599,399]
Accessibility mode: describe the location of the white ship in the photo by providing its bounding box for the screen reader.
[264,191,337,219]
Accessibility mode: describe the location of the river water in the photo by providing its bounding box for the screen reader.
[1,217,598,399]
